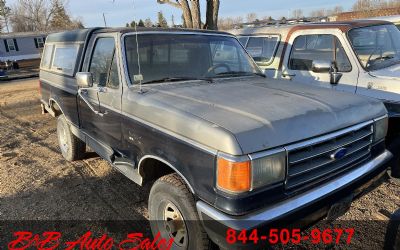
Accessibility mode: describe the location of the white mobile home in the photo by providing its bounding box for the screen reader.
[0,32,47,68]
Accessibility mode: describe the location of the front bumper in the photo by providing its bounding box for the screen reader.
[197,150,392,248]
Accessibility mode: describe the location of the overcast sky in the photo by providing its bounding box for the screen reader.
[7,0,355,27]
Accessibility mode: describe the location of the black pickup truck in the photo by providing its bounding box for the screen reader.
[39,27,391,249]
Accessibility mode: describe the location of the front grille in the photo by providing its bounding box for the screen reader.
[286,121,374,190]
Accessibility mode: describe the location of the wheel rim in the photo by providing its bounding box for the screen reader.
[58,121,69,153]
[163,202,188,247]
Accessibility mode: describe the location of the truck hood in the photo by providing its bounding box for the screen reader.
[370,64,400,80]
[126,77,386,155]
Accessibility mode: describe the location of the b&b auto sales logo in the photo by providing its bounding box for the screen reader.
[6,231,174,250]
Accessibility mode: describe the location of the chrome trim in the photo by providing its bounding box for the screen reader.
[138,155,195,194]
[373,114,388,122]
[197,150,391,230]
[289,131,373,165]
[218,152,250,163]
[248,147,286,160]
[285,120,374,151]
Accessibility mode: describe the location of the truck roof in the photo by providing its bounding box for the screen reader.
[46,27,232,43]
[229,20,392,36]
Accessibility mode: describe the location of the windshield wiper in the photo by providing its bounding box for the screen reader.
[215,71,266,78]
[142,77,213,85]
[373,55,395,61]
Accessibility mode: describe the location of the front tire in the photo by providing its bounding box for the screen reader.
[57,115,85,161]
[148,173,213,250]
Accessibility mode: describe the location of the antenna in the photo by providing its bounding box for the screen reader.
[113,0,143,93]
[103,13,107,27]
[131,0,143,93]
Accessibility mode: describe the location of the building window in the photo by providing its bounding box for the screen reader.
[4,39,18,52]
[35,37,45,48]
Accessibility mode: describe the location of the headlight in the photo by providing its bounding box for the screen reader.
[373,115,388,142]
[250,150,286,189]
[216,150,286,193]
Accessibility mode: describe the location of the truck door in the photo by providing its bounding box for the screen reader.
[78,35,122,151]
[281,30,359,93]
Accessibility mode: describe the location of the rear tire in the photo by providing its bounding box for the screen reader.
[57,115,85,161]
[148,173,214,250]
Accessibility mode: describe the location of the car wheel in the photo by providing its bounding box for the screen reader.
[148,173,214,250]
[57,115,85,161]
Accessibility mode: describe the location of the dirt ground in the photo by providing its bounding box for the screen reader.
[0,78,399,248]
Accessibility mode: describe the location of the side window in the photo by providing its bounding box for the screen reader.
[238,37,248,46]
[289,34,351,72]
[41,44,54,69]
[89,37,115,87]
[246,36,279,64]
[51,45,79,75]
[107,52,120,89]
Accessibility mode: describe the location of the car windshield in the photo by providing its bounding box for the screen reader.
[348,24,400,71]
[124,33,262,84]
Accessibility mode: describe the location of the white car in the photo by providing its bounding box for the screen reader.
[230,20,400,176]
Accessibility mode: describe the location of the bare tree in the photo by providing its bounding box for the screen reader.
[352,0,374,11]
[309,8,327,17]
[157,0,193,28]
[352,0,400,10]
[0,0,10,32]
[246,12,257,23]
[218,15,243,30]
[10,0,81,32]
[190,0,201,29]
[292,9,303,19]
[328,5,344,15]
[157,0,219,30]
[204,0,219,30]
[144,18,153,27]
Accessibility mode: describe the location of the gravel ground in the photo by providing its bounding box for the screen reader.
[0,78,399,249]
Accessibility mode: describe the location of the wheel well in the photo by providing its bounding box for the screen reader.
[50,100,62,117]
[139,157,195,193]
[139,158,174,184]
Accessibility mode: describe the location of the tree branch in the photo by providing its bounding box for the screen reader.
[157,0,181,9]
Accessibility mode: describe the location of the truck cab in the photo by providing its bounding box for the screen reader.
[231,20,400,176]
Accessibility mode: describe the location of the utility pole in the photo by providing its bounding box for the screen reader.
[103,13,107,27]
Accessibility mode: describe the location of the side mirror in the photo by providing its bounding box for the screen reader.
[311,60,332,73]
[76,72,93,88]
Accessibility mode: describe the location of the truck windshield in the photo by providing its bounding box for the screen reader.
[124,33,262,84]
[348,24,400,71]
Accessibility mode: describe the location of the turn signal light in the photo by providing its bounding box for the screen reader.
[217,157,251,193]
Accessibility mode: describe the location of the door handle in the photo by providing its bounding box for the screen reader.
[78,88,107,117]
[282,72,296,78]
[98,86,107,93]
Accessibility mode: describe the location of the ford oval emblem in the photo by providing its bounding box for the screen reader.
[330,148,347,160]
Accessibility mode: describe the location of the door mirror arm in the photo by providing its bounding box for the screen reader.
[78,88,107,117]
[329,63,343,85]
